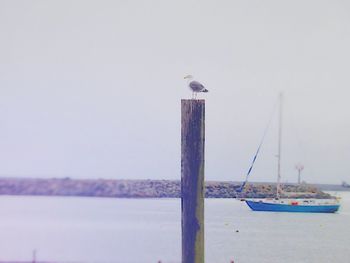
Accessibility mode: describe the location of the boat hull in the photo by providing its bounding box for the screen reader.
[246,200,340,213]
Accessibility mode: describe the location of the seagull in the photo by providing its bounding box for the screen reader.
[184,75,208,99]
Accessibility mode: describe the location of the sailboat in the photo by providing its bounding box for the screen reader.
[244,94,340,213]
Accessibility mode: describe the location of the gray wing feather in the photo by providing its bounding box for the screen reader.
[189,81,205,92]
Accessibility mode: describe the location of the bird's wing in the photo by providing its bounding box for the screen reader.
[189,81,205,92]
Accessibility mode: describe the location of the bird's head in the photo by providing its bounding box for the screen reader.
[184,74,193,80]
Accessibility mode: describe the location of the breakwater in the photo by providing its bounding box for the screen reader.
[0,178,333,199]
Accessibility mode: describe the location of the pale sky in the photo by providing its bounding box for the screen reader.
[1,0,350,184]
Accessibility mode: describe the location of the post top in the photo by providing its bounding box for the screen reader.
[181,99,205,103]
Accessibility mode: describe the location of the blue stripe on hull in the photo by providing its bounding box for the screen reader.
[246,200,340,213]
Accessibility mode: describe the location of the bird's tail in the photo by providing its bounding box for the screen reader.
[202,89,209,93]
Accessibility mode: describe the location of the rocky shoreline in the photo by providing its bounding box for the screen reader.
[0,178,333,199]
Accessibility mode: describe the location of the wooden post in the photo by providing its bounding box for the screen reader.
[32,250,36,263]
[181,99,205,263]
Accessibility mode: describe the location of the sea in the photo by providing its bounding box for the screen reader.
[0,192,350,263]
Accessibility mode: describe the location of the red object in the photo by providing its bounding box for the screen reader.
[291,201,299,206]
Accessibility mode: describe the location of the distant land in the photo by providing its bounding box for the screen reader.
[0,178,346,199]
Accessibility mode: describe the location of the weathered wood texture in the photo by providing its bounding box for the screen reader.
[181,99,205,263]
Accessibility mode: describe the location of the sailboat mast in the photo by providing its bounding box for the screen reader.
[276,93,283,198]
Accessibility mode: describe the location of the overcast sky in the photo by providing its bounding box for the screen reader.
[1,0,350,184]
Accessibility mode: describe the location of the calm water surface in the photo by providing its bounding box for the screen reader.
[0,192,350,263]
